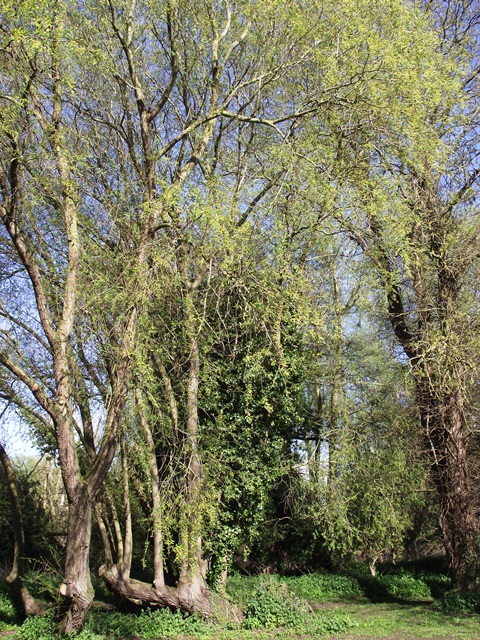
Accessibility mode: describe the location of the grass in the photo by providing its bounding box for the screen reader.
[1,567,479,639]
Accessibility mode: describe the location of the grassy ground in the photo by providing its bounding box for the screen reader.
[1,567,479,639]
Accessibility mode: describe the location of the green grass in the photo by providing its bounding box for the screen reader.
[1,569,480,639]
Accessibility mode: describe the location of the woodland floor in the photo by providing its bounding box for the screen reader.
[2,571,480,640]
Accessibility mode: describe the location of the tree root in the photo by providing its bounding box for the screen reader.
[98,565,244,623]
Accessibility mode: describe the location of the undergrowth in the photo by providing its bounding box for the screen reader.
[0,587,19,629]
[85,608,211,638]
[434,590,480,614]
[285,572,363,601]
[0,566,478,639]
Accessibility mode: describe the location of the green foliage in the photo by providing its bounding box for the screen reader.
[17,614,57,640]
[418,571,451,599]
[84,608,210,638]
[0,586,19,628]
[315,612,357,635]
[435,591,480,614]
[285,573,363,601]
[23,570,61,603]
[242,577,310,630]
[378,573,431,600]
[321,442,426,570]
[233,574,357,636]
[0,459,59,569]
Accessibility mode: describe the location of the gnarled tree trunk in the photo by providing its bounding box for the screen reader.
[59,489,94,632]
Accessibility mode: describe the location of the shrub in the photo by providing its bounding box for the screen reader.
[286,572,363,601]
[435,590,480,614]
[23,570,61,602]
[316,612,357,635]
[378,573,431,599]
[243,576,310,629]
[418,572,451,599]
[17,614,57,640]
[0,590,19,627]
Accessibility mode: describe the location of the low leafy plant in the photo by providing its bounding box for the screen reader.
[409,571,451,600]
[315,611,357,635]
[378,573,431,599]
[286,572,363,601]
[135,608,208,637]
[17,613,57,640]
[84,607,210,638]
[0,589,19,627]
[242,577,310,629]
[434,590,480,614]
[72,630,104,640]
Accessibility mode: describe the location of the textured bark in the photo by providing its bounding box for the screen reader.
[360,189,480,589]
[418,382,479,589]
[136,391,165,590]
[177,296,208,603]
[59,491,94,633]
[99,564,244,622]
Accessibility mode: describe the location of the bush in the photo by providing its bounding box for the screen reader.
[378,573,431,599]
[243,576,310,629]
[17,614,57,640]
[434,590,480,614]
[316,612,357,635]
[0,589,19,627]
[23,569,61,602]
[286,572,363,601]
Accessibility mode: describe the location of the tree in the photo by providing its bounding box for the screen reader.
[0,0,161,628]
[2,0,475,631]
[329,0,480,586]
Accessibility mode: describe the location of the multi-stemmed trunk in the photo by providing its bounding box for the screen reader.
[99,295,243,622]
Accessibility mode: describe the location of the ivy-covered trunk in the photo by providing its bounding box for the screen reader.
[417,381,479,589]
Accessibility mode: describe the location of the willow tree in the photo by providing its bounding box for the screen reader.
[86,0,337,614]
[328,1,480,587]
[0,0,346,626]
[0,0,169,629]
[76,0,441,614]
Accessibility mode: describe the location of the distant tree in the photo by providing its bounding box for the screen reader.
[0,442,46,616]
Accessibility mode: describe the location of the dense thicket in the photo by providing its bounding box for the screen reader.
[0,0,479,632]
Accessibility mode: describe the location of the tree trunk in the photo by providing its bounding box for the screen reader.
[59,490,94,632]
[177,300,209,607]
[418,383,479,589]
[99,564,244,622]
[136,391,165,590]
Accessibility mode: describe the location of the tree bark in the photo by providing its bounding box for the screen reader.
[136,390,165,590]
[99,564,244,622]
[177,291,208,604]
[59,488,94,633]
[417,381,479,589]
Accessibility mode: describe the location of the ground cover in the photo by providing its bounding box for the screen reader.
[1,568,479,639]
